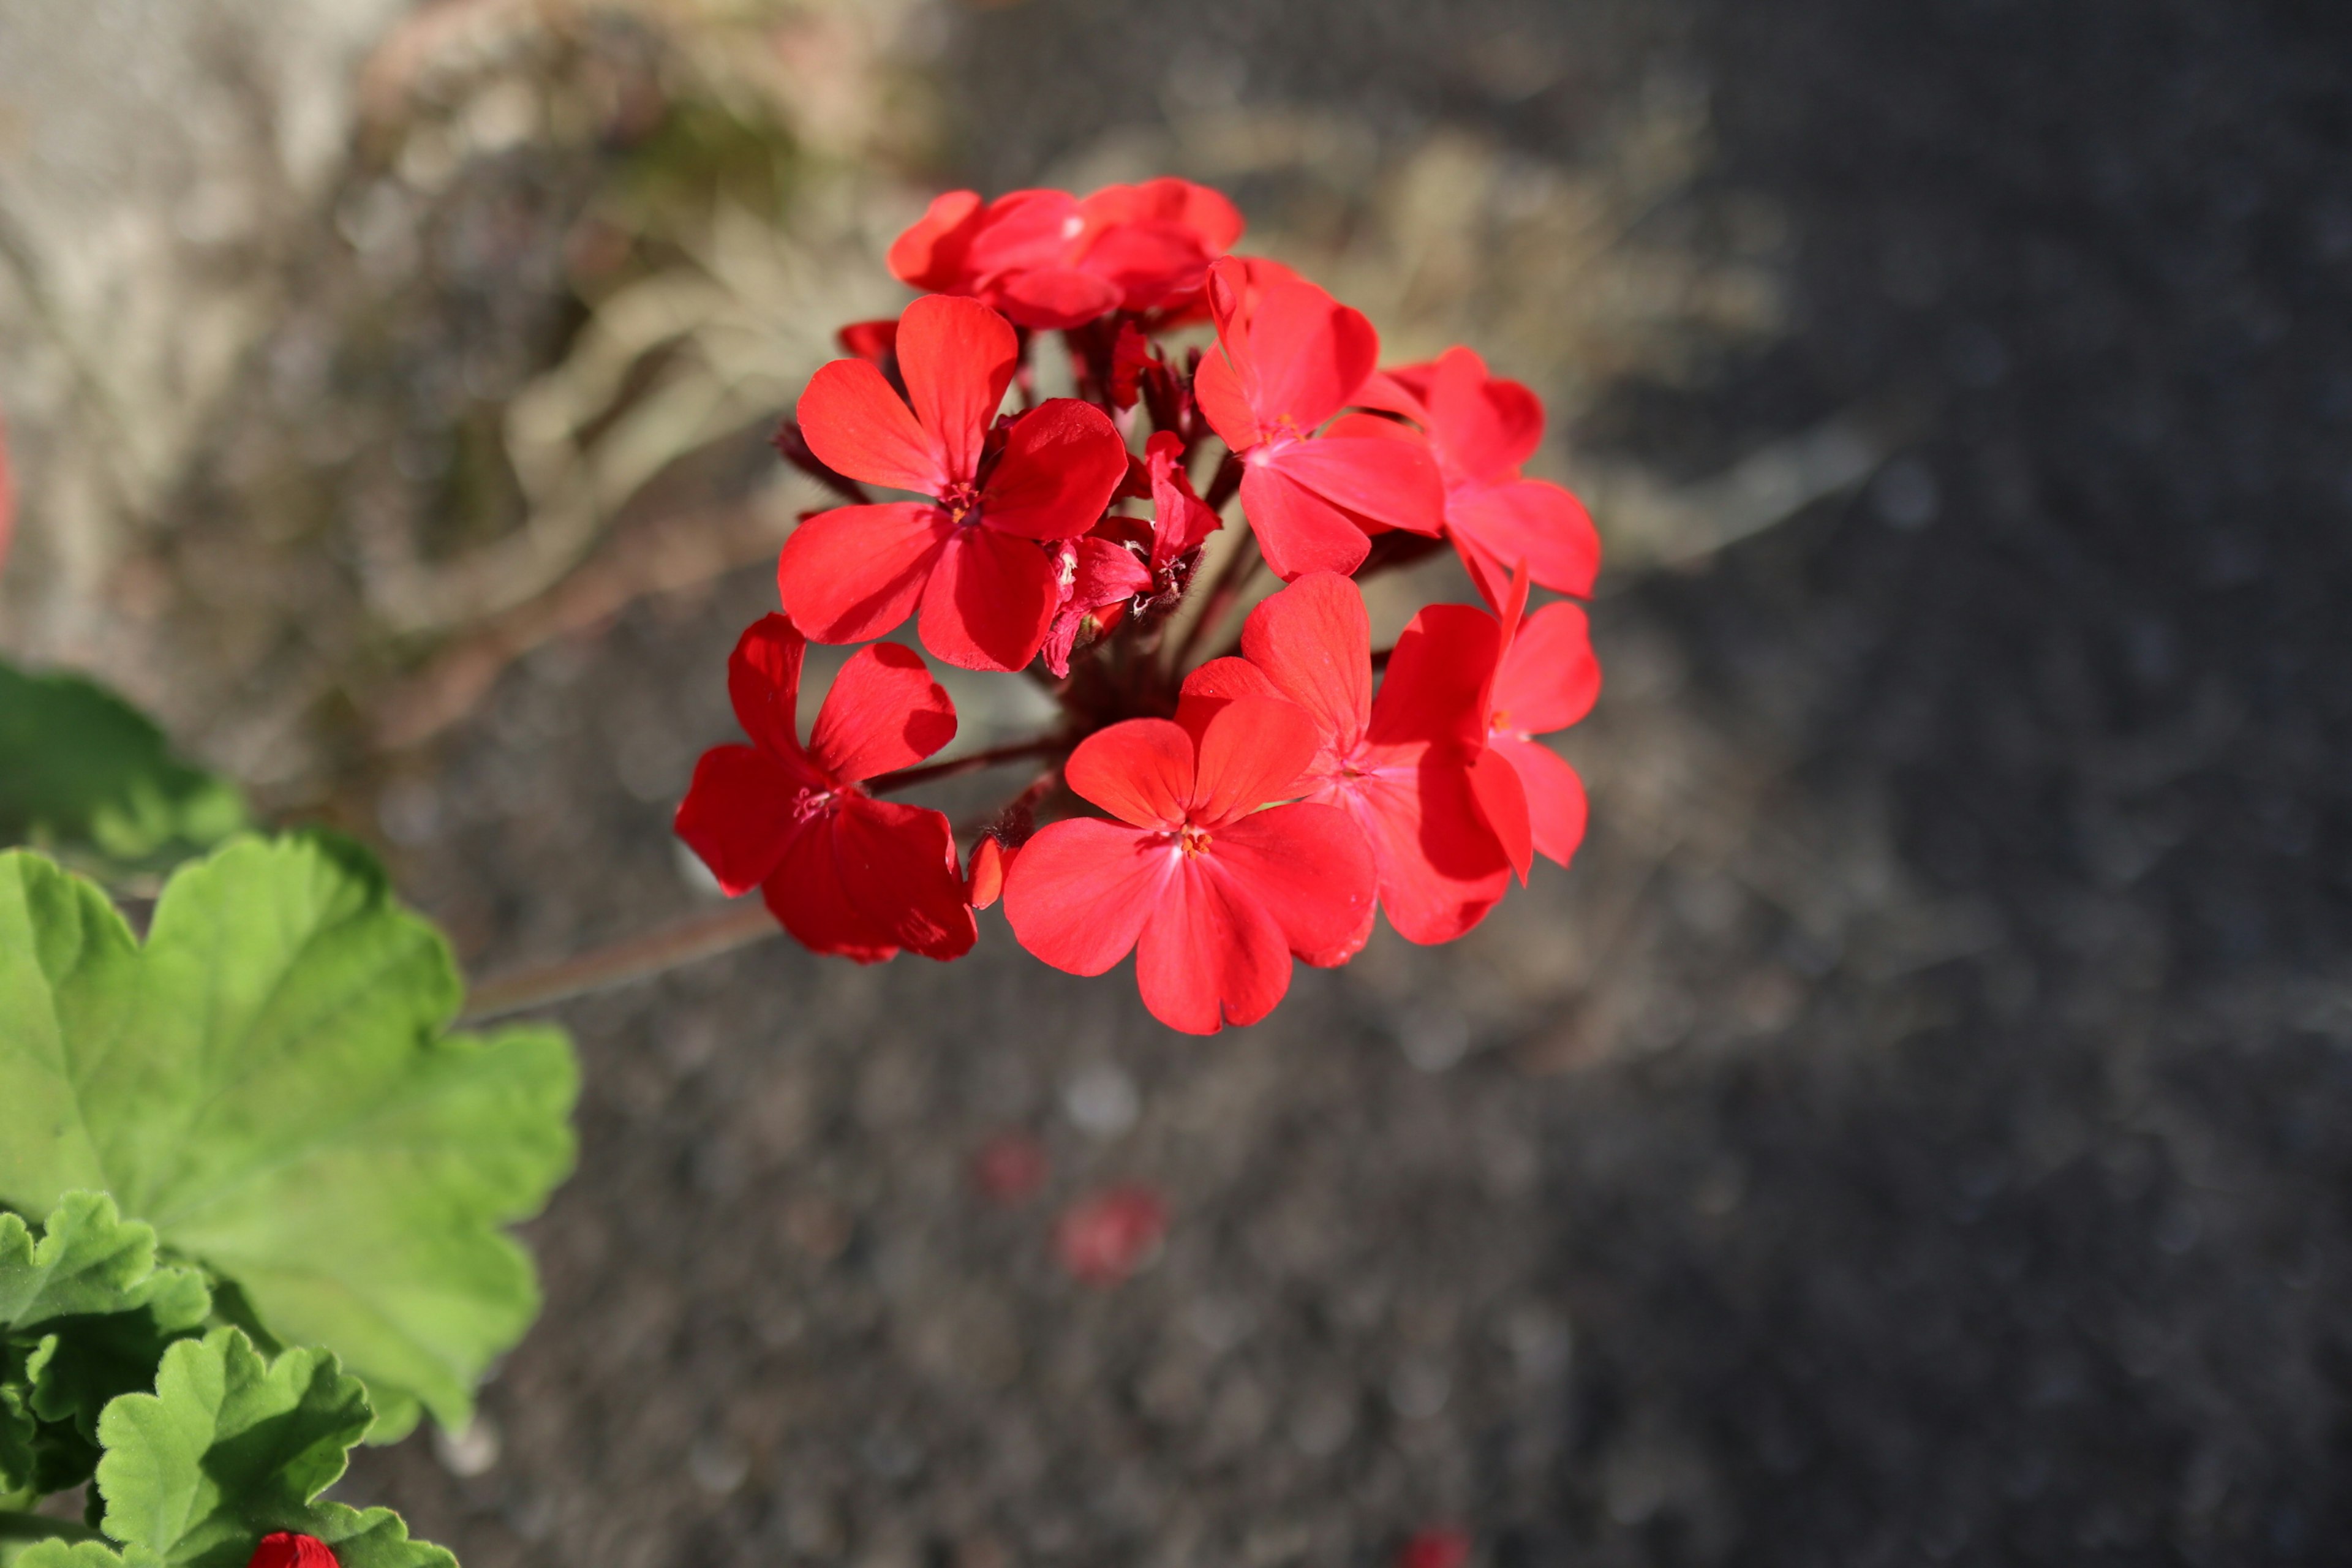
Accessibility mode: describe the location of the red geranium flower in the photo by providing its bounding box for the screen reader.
[1183,571,1512,961]
[1001,695,1375,1033]
[676,615,976,962]
[1194,257,1444,579]
[1041,432,1224,678]
[1462,573,1600,878]
[780,293,1129,671]
[249,1535,338,1568]
[888,179,1244,330]
[1364,346,1600,597]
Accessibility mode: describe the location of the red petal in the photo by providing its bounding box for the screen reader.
[725,612,809,763]
[1210,800,1377,959]
[1370,604,1502,752]
[898,294,1019,486]
[777,502,952,646]
[1427,345,1544,481]
[887,189,986,290]
[809,641,957,782]
[1190,693,1320,826]
[832,796,978,960]
[796,358,943,495]
[835,318,900,364]
[982,399,1129,539]
[1084,177,1243,251]
[763,809,901,963]
[1239,571,1373,753]
[1274,435,1447,536]
[994,265,1125,330]
[1134,855,1292,1032]
[1237,464,1371,580]
[1468,744,1534,883]
[1449,478,1600,598]
[1331,745,1512,944]
[965,835,1009,910]
[1077,221,1215,313]
[1002,816,1174,972]
[674,745,805,897]
[1193,341,1261,451]
[1145,431,1221,564]
[1064,718,1195,829]
[1352,370,1431,424]
[962,189,1085,277]
[248,1534,341,1568]
[1493,600,1600,734]
[1174,655,1280,742]
[918,524,1059,671]
[1246,280,1379,430]
[1494,735,1589,867]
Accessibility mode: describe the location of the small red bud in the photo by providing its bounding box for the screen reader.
[248,1533,340,1568]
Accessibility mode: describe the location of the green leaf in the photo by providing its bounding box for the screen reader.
[0,1196,209,1338]
[0,665,245,881]
[0,839,578,1436]
[4,1541,158,1568]
[93,1330,453,1568]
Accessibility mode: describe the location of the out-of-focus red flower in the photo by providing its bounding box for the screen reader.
[835,318,899,366]
[1001,695,1374,1033]
[1395,1526,1472,1568]
[1055,1184,1167,1284]
[676,615,976,962]
[971,1131,1049,1204]
[1461,571,1600,879]
[1194,257,1444,579]
[248,1534,339,1568]
[1362,347,1599,598]
[888,179,1244,331]
[781,295,1129,671]
[1183,573,1510,961]
[0,412,13,577]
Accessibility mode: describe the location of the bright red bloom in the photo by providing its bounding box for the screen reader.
[1194,257,1444,579]
[782,294,1129,671]
[1055,1184,1168,1285]
[1001,695,1375,1033]
[1465,579,1600,878]
[1363,347,1599,597]
[249,1536,339,1568]
[1184,572,1511,961]
[676,615,976,962]
[888,179,1245,330]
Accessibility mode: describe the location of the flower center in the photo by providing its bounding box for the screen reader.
[941,481,983,525]
[1176,823,1213,858]
[790,786,839,824]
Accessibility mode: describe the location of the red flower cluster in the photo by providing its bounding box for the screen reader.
[679,177,1600,1033]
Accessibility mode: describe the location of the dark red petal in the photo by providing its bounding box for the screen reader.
[1190,693,1321,826]
[1144,431,1223,564]
[796,357,943,495]
[1427,345,1544,480]
[982,399,1131,540]
[762,814,901,963]
[1246,279,1379,430]
[1275,435,1447,536]
[777,502,952,646]
[897,294,1019,486]
[995,265,1126,329]
[887,189,986,290]
[1468,743,1534,883]
[1370,603,1502,752]
[1333,745,1512,945]
[725,612,809,763]
[1352,370,1432,425]
[1210,800,1378,960]
[247,1534,341,1568]
[1494,735,1589,867]
[1134,854,1292,1033]
[1064,718,1195,829]
[835,318,900,364]
[809,641,958,782]
[676,745,805,897]
[1055,1185,1168,1284]
[917,525,1058,672]
[1236,464,1372,580]
[833,796,978,960]
[1002,816,1174,973]
[1193,340,1261,451]
[1493,600,1600,734]
[1449,477,1601,600]
[1239,571,1373,753]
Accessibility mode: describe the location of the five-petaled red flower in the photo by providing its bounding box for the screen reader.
[889,179,1244,330]
[1462,572,1600,880]
[781,293,1129,671]
[1002,695,1374,1033]
[1365,346,1600,597]
[676,615,975,962]
[1193,257,1445,579]
[1185,571,1515,960]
